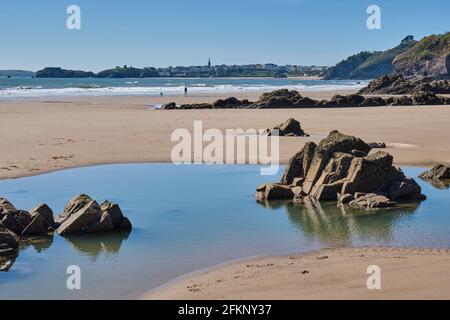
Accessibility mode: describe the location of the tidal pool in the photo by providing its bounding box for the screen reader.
[0,164,448,299]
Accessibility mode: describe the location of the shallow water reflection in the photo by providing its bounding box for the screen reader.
[420,177,450,190]
[286,199,420,245]
[63,230,131,260]
[0,164,448,299]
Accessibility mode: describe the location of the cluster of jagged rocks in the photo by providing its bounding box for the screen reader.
[1,194,131,271]
[256,130,426,209]
[359,75,450,95]
[161,87,450,110]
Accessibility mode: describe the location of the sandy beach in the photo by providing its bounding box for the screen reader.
[1,91,450,180]
[144,247,450,300]
[2,91,450,300]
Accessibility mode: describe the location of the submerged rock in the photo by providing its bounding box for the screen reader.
[256,130,426,208]
[349,193,397,209]
[56,194,132,235]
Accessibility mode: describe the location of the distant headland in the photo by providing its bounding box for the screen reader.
[35,63,327,79]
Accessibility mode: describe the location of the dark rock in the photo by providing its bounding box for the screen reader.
[100,201,132,230]
[337,193,354,204]
[302,130,372,195]
[1,209,32,235]
[57,199,103,235]
[359,75,450,95]
[351,149,368,157]
[57,194,93,223]
[212,97,250,109]
[420,164,450,180]
[30,204,55,227]
[280,142,317,185]
[0,222,19,253]
[385,96,413,106]
[161,102,177,110]
[411,91,442,105]
[368,142,387,149]
[388,178,424,201]
[257,130,425,206]
[57,195,132,235]
[22,214,50,236]
[256,184,294,201]
[179,103,212,110]
[250,90,318,109]
[278,118,306,136]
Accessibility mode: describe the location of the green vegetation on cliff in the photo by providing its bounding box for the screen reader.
[393,32,449,77]
[323,36,416,80]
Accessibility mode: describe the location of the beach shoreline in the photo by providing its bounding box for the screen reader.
[1,91,450,180]
[143,246,450,300]
[2,91,450,300]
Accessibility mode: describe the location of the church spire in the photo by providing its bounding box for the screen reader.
[208,58,211,68]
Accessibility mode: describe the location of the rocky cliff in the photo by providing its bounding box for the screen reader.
[393,33,450,78]
[323,36,417,80]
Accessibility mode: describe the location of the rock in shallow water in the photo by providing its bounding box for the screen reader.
[420,164,450,180]
[349,193,397,209]
[56,194,132,235]
[256,130,426,208]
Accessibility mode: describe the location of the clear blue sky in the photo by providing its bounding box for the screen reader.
[1,0,448,71]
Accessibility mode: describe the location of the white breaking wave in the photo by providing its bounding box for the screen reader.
[0,83,367,99]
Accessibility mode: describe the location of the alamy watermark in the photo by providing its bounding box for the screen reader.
[171,121,280,176]
[66,5,81,30]
[367,5,381,30]
[66,265,81,290]
[366,265,381,290]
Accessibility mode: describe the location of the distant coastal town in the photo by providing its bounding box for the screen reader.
[32,60,328,78]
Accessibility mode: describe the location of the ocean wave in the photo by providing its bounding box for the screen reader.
[0,82,367,99]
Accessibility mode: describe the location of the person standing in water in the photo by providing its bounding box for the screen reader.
[184,86,188,95]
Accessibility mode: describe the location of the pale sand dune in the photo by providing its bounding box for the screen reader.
[1,91,450,179]
[143,247,450,300]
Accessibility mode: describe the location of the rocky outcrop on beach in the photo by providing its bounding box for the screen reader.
[212,97,251,109]
[161,86,449,111]
[262,118,309,137]
[359,75,450,95]
[248,89,318,109]
[161,102,178,110]
[56,194,132,235]
[256,131,425,209]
